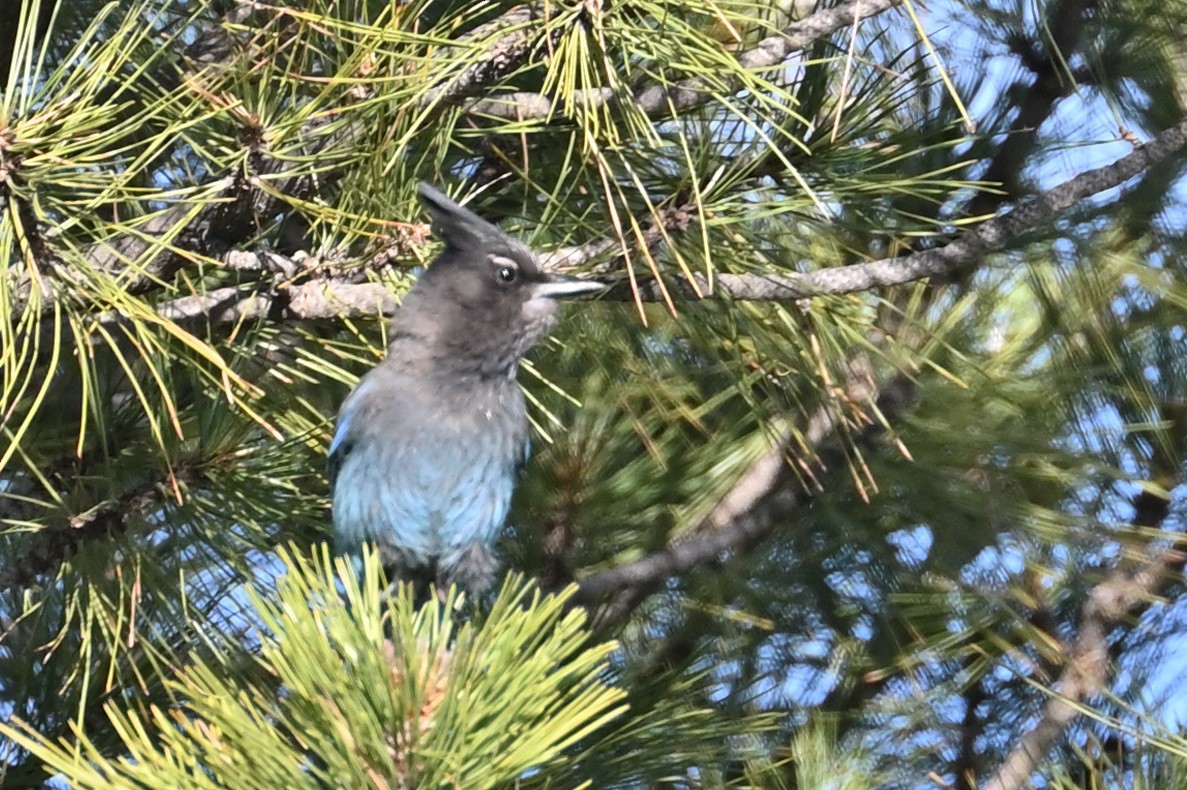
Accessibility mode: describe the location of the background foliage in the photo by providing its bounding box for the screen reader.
[1,0,1186,786]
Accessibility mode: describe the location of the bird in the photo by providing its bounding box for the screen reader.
[327,183,604,601]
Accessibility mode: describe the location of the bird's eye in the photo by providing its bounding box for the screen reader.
[495,265,518,285]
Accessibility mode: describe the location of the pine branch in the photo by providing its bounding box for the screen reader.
[569,104,1187,761]
[422,5,538,107]
[643,114,1187,300]
[115,115,1187,330]
[12,0,905,324]
[465,0,902,119]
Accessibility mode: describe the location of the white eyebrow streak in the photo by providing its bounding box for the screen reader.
[488,255,519,268]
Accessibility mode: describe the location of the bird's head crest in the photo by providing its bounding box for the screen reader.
[400,183,605,378]
[417,183,514,253]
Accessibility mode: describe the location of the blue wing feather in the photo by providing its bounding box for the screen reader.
[326,412,351,485]
[327,378,371,484]
[329,409,352,457]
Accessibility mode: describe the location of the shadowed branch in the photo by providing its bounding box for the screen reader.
[0,465,201,591]
[575,371,912,631]
[981,480,1185,790]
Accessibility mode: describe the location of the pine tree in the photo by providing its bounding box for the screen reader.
[2,0,1186,787]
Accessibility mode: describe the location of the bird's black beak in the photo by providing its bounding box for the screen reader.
[532,275,607,300]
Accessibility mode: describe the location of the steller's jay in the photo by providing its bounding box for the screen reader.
[328,184,604,599]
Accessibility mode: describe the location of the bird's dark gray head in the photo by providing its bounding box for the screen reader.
[391,184,604,379]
